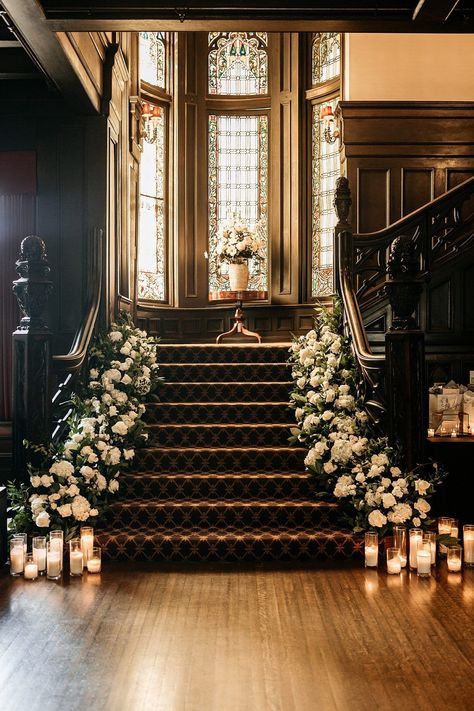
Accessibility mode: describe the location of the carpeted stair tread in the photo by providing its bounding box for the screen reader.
[144,402,291,425]
[155,344,291,364]
[158,362,290,383]
[121,471,314,501]
[147,423,293,447]
[97,525,363,561]
[135,446,306,474]
[157,381,292,403]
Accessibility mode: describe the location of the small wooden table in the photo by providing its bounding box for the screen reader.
[209,290,268,344]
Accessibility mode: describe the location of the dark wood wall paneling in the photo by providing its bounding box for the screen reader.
[341,101,474,384]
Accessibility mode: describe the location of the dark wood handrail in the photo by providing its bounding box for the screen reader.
[52,228,103,375]
[355,175,474,242]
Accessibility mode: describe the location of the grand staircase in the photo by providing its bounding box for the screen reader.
[97,344,362,561]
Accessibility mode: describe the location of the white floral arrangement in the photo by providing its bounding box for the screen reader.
[289,301,444,534]
[216,215,265,263]
[9,315,160,539]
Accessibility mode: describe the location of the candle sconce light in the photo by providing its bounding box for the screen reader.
[320,104,340,144]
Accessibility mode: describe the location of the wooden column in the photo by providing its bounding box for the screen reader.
[384,236,426,470]
[12,236,53,482]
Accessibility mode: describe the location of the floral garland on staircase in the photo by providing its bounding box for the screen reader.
[9,315,160,539]
[289,301,445,534]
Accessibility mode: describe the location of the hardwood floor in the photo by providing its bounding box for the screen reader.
[1,562,473,711]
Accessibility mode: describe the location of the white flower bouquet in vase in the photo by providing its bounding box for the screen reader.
[216,214,265,291]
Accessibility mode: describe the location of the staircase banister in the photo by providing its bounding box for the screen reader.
[354,175,474,242]
[52,229,103,375]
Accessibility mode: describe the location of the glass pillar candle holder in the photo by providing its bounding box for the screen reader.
[69,539,84,577]
[32,536,47,575]
[423,532,437,565]
[24,553,38,580]
[386,547,401,574]
[409,528,423,569]
[392,526,407,567]
[47,542,62,580]
[438,517,454,535]
[447,546,462,573]
[86,547,101,574]
[365,532,378,568]
[14,532,27,556]
[9,540,24,576]
[49,530,64,571]
[450,519,459,539]
[416,541,432,577]
[81,527,94,568]
[463,525,474,567]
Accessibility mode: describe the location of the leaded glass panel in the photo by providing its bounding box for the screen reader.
[208,32,268,95]
[137,110,166,301]
[311,98,340,297]
[208,114,268,293]
[139,32,166,88]
[312,33,340,85]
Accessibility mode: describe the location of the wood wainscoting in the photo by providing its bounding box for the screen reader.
[340,101,474,233]
[136,303,317,342]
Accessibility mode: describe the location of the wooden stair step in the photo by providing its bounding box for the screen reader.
[156,381,292,403]
[144,402,292,425]
[158,362,290,383]
[147,423,293,448]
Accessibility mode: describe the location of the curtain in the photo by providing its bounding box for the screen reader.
[0,194,37,421]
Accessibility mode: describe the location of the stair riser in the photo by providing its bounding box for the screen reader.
[145,403,292,425]
[135,448,306,474]
[107,505,339,529]
[97,533,364,562]
[157,382,291,403]
[156,345,290,364]
[159,363,290,383]
[148,425,292,448]
[121,476,313,501]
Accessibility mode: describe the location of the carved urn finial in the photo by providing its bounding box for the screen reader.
[12,235,53,332]
[385,235,422,331]
[334,176,352,227]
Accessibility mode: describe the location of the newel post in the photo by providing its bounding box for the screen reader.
[384,236,426,471]
[12,236,53,482]
[333,176,352,297]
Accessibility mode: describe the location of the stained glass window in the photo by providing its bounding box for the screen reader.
[311,98,340,297]
[208,32,268,95]
[312,33,340,85]
[139,32,166,88]
[137,109,166,301]
[208,114,268,293]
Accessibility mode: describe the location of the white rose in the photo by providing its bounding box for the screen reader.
[80,465,95,480]
[96,474,107,491]
[109,479,119,493]
[123,449,135,460]
[415,479,431,495]
[121,374,133,386]
[322,410,333,421]
[368,509,387,528]
[108,331,123,342]
[295,408,304,421]
[41,474,53,487]
[413,516,421,527]
[112,421,128,436]
[323,461,337,474]
[297,377,306,389]
[414,498,431,514]
[35,511,50,528]
[382,493,396,509]
[30,476,42,488]
[50,460,75,478]
[57,504,72,518]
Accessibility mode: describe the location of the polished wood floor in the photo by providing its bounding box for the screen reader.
[1,562,473,711]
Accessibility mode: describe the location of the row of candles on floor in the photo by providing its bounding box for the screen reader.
[365,519,474,575]
[9,527,101,580]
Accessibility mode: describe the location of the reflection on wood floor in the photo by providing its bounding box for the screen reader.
[1,562,473,711]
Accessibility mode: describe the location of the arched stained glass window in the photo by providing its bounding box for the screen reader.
[311,98,340,297]
[208,32,268,95]
[312,33,340,86]
[139,31,166,88]
[137,109,166,301]
[208,114,268,294]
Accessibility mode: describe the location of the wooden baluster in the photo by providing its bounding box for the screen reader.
[12,236,53,482]
[384,236,426,470]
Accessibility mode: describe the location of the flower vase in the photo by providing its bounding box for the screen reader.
[228,261,249,291]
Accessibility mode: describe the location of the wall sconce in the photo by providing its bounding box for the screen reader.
[320,104,340,144]
[141,102,162,144]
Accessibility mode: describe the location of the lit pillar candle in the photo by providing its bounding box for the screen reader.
[86,546,102,573]
[417,542,432,577]
[386,547,401,575]
[365,532,378,568]
[424,532,437,565]
[409,529,423,569]
[80,527,94,567]
[463,526,474,566]
[24,554,38,580]
[447,547,462,572]
[69,538,84,576]
[10,544,24,576]
[47,547,61,579]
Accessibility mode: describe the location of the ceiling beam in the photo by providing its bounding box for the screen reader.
[413,0,461,22]
[0,0,97,111]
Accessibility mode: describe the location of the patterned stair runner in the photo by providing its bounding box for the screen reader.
[97,344,363,561]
